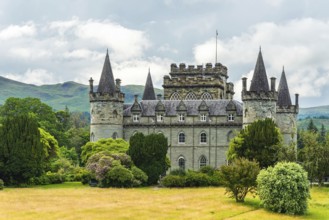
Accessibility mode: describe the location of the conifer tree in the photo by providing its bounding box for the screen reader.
[0,114,46,185]
[307,119,318,133]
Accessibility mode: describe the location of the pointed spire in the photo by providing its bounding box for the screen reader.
[97,50,116,94]
[142,68,156,100]
[249,49,270,92]
[277,66,292,106]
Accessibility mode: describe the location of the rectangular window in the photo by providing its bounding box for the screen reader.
[133,114,139,122]
[157,114,163,122]
[228,114,234,122]
[200,114,207,122]
[179,114,185,122]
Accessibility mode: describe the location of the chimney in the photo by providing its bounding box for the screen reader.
[295,93,299,106]
[242,77,247,92]
[89,77,94,93]
[270,77,276,92]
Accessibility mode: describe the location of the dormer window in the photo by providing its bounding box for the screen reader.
[133,114,140,122]
[228,114,234,122]
[200,114,207,122]
[179,113,185,122]
[157,114,164,122]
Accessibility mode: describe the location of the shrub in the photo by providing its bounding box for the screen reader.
[45,172,64,184]
[199,166,216,175]
[0,179,4,190]
[220,158,260,202]
[257,162,310,215]
[170,168,186,176]
[131,166,148,186]
[185,171,210,187]
[209,170,222,186]
[161,175,186,187]
[105,165,134,188]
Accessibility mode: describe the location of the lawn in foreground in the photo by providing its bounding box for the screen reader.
[0,182,328,220]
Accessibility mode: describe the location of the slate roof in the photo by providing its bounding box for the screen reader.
[142,70,156,100]
[277,67,292,106]
[123,100,243,116]
[97,50,116,94]
[249,49,270,92]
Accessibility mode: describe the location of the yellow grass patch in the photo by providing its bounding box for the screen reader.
[0,183,328,220]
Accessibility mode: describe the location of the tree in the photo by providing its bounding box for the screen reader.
[299,130,329,186]
[0,114,46,185]
[257,162,310,215]
[227,118,283,168]
[307,119,318,133]
[128,133,169,185]
[219,158,260,202]
[319,124,326,143]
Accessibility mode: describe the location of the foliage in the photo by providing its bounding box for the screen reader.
[81,138,129,165]
[307,119,318,133]
[0,114,46,185]
[128,133,169,185]
[170,168,186,176]
[161,175,186,187]
[39,128,60,161]
[299,130,329,186]
[104,165,134,188]
[185,171,211,187]
[131,166,148,186]
[0,179,4,190]
[227,118,283,168]
[219,158,260,203]
[277,142,297,162]
[257,162,310,215]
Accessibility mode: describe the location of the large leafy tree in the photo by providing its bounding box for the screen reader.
[128,133,169,185]
[227,118,283,168]
[0,114,46,185]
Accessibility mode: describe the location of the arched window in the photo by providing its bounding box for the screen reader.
[170,92,181,100]
[200,132,207,143]
[112,132,118,139]
[90,132,95,142]
[178,157,185,170]
[200,92,213,100]
[178,132,185,143]
[185,92,197,100]
[199,155,207,168]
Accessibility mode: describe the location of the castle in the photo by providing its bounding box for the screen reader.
[88,49,298,171]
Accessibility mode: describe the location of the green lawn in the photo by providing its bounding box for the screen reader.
[0,183,328,220]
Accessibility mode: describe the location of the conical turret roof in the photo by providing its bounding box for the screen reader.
[97,50,116,94]
[277,67,292,106]
[142,69,156,100]
[249,49,270,92]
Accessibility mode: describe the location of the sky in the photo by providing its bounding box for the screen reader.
[0,0,329,107]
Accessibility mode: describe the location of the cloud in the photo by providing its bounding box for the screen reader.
[0,22,36,40]
[4,69,57,85]
[193,18,329,101]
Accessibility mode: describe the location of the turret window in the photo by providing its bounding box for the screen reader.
[201,92,213,100]
[178,132,185,144]
[133,114,140,122]
[185,92,197,100]
[170,92,181,100]
[228,114,234,122]
[200,114,207,122]
[200,132,207,143]
[178,113,185,122]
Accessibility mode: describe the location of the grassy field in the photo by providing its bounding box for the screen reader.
[0,182,328,220]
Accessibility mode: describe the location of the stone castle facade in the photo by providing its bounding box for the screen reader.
[89,49,298,171]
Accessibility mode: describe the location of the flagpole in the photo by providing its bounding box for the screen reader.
[215,30,218,64]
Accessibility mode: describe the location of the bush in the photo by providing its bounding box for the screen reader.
[185,171,210,187]
[220,158,260,202]
[161,175,186,187]
[131,166,148,186]
[208,170,222,186]
[0,179,4,190]
[199,166,216,175]
[105,165,134,188]
[170,168,186,176]
[46,172,64,184]
[257,162,310,215]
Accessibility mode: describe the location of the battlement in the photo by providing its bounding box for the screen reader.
[170,63,228,77]
[89,92,125,102]
[241,91,278,101]
[276,105,299,114]
[163,74,224,87]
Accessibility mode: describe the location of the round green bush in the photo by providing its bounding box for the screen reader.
[257,162,310,215]
[106,165,134,188]
[161,175,186,187]
[131,166,148,186]
[185,171,210,187]
[0,179,4,190]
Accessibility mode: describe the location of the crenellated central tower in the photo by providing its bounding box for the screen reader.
[89,50,125,142]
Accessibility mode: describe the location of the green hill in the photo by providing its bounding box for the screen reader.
[0,76,162,112]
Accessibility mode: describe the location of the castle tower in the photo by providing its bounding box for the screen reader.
[276,67,299,146]
[242,49,278,127]
[142,69,156,100]
[89,50,125,142]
